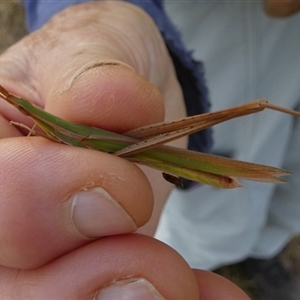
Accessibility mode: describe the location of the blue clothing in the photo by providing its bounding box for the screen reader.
[22,0,212,157]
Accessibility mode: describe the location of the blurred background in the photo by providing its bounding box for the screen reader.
[0,0,27,54]
[0,1,299,299]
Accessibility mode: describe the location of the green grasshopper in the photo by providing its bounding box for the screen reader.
[1,85,300,188]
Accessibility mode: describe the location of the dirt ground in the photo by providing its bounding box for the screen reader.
[1,1,300,299]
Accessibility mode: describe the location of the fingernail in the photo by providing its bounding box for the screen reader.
[95,278,166,300]
[67,187,137,238]
[64,60,134,93]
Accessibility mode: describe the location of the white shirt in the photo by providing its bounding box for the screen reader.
[156,1,300,270]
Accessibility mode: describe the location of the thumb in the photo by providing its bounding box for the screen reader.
[45,62,165,133]
[0,1,169,131]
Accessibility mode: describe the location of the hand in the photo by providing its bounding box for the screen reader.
[0,2,250,299]
[264,0,300,17]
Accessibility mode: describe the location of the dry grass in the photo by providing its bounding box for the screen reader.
[1,1,300,299]
[0,1,27,54]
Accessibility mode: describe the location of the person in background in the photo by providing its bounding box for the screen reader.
[0,0,253,299]
[156,1,300,299]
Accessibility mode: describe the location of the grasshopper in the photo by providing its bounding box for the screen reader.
[1,85,300,188]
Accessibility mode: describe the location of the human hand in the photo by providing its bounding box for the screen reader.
[0,2,250,299]
[264,0,300,17]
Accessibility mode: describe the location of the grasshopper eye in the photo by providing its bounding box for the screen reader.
[17,104,30,116]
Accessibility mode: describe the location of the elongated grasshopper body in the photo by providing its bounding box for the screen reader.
[1,85,299,188]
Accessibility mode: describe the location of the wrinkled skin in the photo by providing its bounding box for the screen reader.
[0,2,250,299]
